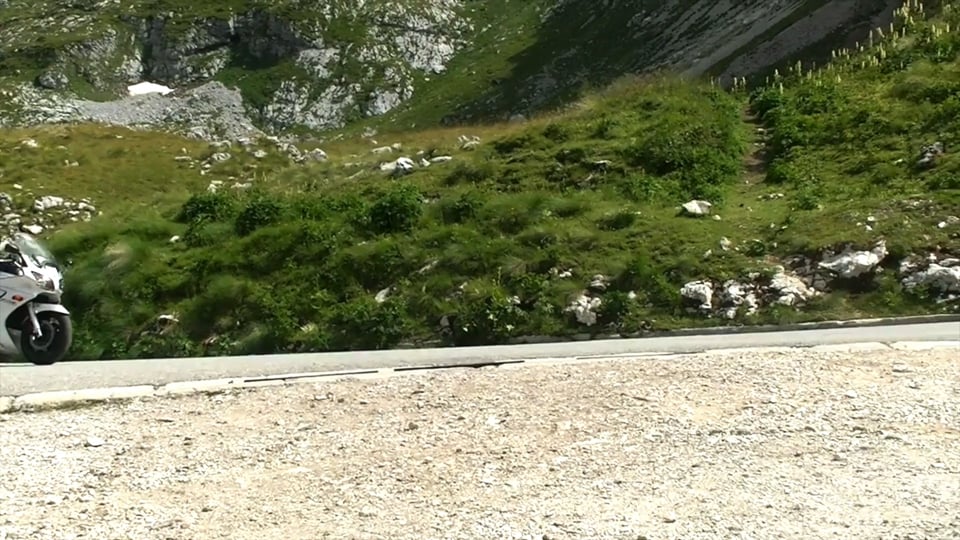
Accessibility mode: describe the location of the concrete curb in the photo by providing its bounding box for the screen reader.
[2,340,957,414]
[507,313,960,344]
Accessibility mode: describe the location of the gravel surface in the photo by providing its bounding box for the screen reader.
[1,347,959,540]
[3,81,262,142]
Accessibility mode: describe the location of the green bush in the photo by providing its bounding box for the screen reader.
[439,191,483,223]
[367,183,423,234]
[235,195,284,236]
[444,161,495,186]
[448,285,527,346]
[328,297,408,350]
[177,192,237,223]
[596,209,637,231]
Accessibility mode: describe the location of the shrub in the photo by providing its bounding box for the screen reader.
[596,209,637,231]
[367,183,422,234]
[542,122,571,142]
[554,146,587,164]
[597,291,641,328]
[750,86,787,120]
[591,116,619,139]
[235,195,284,236]
[615,253,678,309]
[177,192,237,223]
[448,285,527,346]
[440,191,483,224]
[328,297,407,350]
[792,82,846,115]
[444,161,495,186]
[493,132,539,155]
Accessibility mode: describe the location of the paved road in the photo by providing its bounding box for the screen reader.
[2,321,957,396]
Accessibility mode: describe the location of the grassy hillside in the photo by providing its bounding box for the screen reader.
[3,0,959,360]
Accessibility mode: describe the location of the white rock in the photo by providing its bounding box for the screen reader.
[938,216,959,229]
[430,155,453,163]
[33,196,64,211]
[375,287,392,303]
[127,81,174,96]
[371,146,393,154]
[719,280,757,319]
[901,264,960,293]
[85,436,105,448]
[380,157,416,175]
[818,240,888,278]
[20,224,43,235]
[588,274,609,291]
[768,267,818,306]
[681,280,713,311]
[681,200,712,216]
[566,294,602,326]
[306,148,327,161]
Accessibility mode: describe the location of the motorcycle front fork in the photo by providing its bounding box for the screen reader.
[26,303,42,338]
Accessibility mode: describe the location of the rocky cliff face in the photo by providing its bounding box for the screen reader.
[436,0,900,123]
[0,0,899,137]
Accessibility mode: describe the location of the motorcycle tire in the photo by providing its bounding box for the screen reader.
[20,311,72,366]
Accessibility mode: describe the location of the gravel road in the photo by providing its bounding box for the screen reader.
[2,347,959,540]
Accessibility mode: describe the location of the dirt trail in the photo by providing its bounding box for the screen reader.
[741,106,769,184]
[1,347,959,540]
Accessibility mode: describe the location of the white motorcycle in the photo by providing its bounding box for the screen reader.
[0,232,72,365]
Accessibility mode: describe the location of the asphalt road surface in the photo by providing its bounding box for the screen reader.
[1,321,958,396]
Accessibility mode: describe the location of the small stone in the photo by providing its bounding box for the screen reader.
[892,364,912,373]
[844,390,858,399]
[85,436,105,448]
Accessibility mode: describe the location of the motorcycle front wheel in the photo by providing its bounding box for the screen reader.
[20,311,72,365]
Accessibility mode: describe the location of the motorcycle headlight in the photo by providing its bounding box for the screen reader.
[31,271,56,291]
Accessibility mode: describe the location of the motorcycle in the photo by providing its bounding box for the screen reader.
[0,232,72,365]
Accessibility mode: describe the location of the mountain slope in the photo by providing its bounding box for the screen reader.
[1,0,903,136]
[3,0,955,360]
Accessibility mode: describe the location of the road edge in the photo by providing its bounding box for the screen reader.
[2,339,957,414]
[506,313,960,344]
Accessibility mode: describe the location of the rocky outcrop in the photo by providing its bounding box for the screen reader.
[680,239,960,320]
[1,187,98,238]
[1,0,470,134]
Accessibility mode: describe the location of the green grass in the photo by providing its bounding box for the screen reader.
[3,0,960,361]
